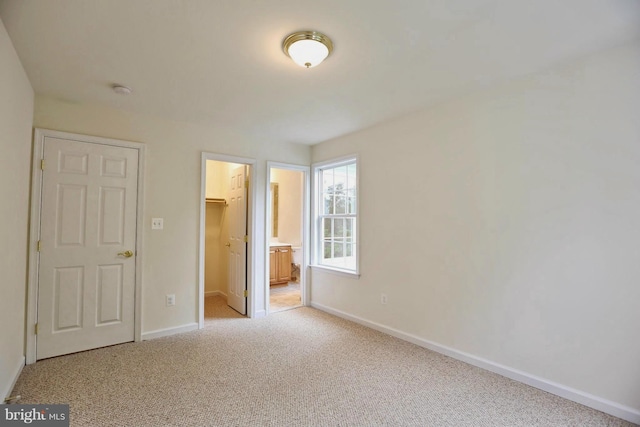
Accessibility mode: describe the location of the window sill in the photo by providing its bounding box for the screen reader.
[311,265,360,279]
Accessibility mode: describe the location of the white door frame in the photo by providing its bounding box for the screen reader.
[198,152,257,326]
[26,128,146,364]
[266,162,311,312]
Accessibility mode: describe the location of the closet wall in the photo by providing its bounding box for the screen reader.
[204,160,238,297]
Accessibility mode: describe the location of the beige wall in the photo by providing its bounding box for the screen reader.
[311,41,640,412]
[271,168,303,247]
[204,203,227,295]
[0,18,34,399]
[34,96,310,333]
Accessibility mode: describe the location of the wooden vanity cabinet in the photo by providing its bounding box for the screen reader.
[269,245,292,285]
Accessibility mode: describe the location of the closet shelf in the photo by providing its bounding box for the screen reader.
[206,198,228,206]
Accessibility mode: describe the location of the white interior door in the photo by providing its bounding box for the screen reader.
[226,165,247,314]
[37,136,138,360]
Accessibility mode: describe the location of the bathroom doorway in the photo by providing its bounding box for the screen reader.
[267,163,309,313]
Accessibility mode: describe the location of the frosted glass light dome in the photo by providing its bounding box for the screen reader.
[283,31,333,68]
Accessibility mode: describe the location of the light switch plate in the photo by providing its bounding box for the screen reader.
[151,218,164,230]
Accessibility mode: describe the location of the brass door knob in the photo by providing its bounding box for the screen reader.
[118,250,134,258]
[225,242,231,247]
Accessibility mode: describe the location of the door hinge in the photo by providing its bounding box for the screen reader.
[243,290,248,298]
[243,235,248,243]
[245,179,249,188]
[40,159,45,170]
[34,323,38,335]
[37,240,41,252]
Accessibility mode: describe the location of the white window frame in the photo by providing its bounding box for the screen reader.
[312,155,360,277]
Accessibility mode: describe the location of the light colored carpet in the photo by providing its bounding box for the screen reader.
[9,296,634,426]
[269,282,301,313]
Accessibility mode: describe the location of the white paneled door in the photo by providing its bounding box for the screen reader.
[36,136,139,360]
[226,165,247,315]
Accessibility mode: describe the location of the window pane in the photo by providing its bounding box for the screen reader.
[322,169,333,194]
[347,195,356,214]
[333,166,347,190]
[346,218,353,237]
[333,241,344,257]
[323,241,332,259]
[334,218,344,237]
[335,195,346,214]
[323,218,332,238]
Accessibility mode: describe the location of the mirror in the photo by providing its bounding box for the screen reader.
[271,182,279,238]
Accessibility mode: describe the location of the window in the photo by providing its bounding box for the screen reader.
[313,157,358,274]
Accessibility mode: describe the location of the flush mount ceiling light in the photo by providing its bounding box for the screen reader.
[282,31,333,68]
[112,84,132,95]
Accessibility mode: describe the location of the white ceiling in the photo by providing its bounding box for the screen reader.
[1,0,639,145]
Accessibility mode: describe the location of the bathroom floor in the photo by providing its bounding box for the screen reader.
[269,282,301,313]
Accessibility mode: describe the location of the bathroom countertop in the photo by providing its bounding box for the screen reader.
[269,242,295,247]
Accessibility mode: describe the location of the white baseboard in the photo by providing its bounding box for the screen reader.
[254,309,266,318]
[205,290,226,298]
[311,302,640,425]
[1,356,25,403]
[141,322,199,341]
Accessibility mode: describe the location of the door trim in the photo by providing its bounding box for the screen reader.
[266,162,311,312]
[26,128,146,364]
[199,152,257,327]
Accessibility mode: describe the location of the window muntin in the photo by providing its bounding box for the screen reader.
[316,159,357,273]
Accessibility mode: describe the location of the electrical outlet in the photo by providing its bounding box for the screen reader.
[381,293,388,304]
[166,294,175,307]
[152,218,164,230]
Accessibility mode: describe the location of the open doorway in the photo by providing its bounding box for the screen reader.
[199,153,257,326]
[267,163,309,313]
